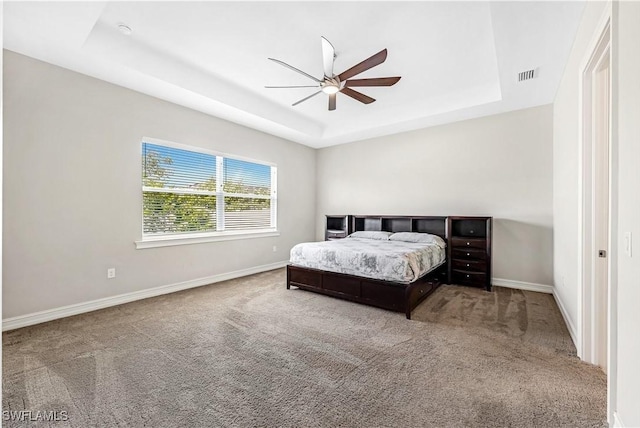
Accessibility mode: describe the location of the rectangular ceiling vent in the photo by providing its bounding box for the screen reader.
[518,69,537,82]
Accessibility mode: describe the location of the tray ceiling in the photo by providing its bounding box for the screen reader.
[3,1,585,148]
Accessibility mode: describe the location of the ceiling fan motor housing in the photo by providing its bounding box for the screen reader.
[321,77,341,94]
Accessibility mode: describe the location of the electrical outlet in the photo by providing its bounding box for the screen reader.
[107,268,116,279]
[272,246,277,252]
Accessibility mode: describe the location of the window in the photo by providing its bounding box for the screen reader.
[138,138,277,248]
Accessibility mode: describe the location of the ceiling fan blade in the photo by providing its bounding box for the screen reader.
[344,77,401,87]
[337,49,388,82]
[292,91,322,106]
[265,85,319,88]
[321,36,335,78]
[340,87,375,104]
[268,58,322,83]
[328,93,336,111]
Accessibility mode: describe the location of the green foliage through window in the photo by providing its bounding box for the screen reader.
[142,142,276,235]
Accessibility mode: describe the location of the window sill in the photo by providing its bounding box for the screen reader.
[135,229,280,249]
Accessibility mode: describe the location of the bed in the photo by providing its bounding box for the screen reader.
[287,215,448,319]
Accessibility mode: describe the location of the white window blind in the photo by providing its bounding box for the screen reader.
[142,140,277,237]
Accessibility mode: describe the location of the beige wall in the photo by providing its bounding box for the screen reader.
[2,51,316,319]
[613,2,640,426]
[316,105,554,286]
[552,0,608,335]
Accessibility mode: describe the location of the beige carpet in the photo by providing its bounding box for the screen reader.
[3,269,606,427]
[413,284,577,356]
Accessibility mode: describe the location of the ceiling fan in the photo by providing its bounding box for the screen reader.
[266,37,401,111]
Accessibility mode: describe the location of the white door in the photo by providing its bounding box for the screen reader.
[593,50,610,373]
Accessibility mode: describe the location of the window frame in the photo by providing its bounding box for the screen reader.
[135,137,278,249]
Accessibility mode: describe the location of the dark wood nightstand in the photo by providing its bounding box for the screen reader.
[447,217,492,291]
[325,215,351,240]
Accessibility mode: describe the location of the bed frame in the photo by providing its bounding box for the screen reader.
[286,215,448,319]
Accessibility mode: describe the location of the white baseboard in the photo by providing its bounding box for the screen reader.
[2,261,289,332]
[613,412,625,428]
[491,278,554,294]
[552,289,579,350]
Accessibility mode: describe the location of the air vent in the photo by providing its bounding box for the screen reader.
[518,69,537,82]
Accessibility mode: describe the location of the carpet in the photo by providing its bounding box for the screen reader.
[2,269,606,427]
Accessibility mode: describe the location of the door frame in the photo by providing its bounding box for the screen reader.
[577,3,615,424]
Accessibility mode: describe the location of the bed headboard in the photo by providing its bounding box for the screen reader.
[351,215,448,240]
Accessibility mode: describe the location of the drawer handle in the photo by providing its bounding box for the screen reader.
[466,263,470,267]
[466,274,470,278]
[466,253,470,256]
[466,242,470,246]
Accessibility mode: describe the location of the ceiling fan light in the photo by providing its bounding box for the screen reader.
[322,85,340,95]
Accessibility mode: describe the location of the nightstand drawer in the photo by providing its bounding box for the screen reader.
[326,230,347,240]
[452,259,487,272]
[452,270,487,286]
[451,237,486,249]
[452,248,487,261]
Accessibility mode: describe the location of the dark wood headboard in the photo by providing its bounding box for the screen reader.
[351,215,448,240]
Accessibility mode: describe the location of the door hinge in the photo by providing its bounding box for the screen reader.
[598,250,607,258]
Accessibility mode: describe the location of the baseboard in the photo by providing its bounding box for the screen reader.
[613,412,625,428]
[2,261,289,332]
[491,278,553,294]
[552,289,579,350]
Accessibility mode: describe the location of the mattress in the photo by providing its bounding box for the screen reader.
[289,237,446,284]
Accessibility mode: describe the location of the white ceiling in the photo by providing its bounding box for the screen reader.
[3,1,585,148]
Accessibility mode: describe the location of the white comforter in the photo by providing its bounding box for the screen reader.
[289,238,445,284]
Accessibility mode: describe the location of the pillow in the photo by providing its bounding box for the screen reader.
[389,232,446,248]
[347,231,393,241]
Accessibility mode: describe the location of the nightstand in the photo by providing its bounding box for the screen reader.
[325,215,351,240]
[447,217,492,291]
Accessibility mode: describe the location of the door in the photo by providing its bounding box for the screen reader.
[593,51,610,372]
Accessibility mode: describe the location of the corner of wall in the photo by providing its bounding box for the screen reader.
[552,286,578,349]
